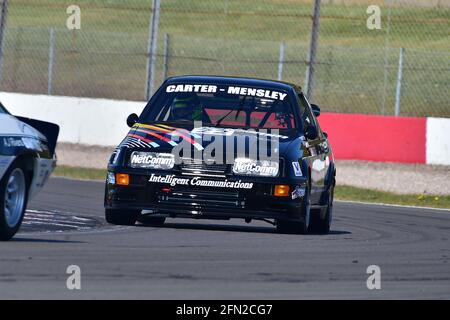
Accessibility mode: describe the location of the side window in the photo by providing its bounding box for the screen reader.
[297,93,325,141]
[297,93,316,133]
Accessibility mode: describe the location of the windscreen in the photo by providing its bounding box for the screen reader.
[140,83,296,129]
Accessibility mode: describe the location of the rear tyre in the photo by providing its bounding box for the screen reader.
[309,184,334,234]
[0,162,29,241]
[105,209,138,226]
[137,215,166,227]
[276,184,310,235]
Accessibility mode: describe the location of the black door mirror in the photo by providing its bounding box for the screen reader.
[127,113,139,127]
[305,124,318,140]
[311,104,320,117]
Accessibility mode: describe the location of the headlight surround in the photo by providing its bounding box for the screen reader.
[232,158,279,177]
[129,151,175,170]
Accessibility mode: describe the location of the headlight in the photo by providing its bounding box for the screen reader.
[107,172,116,184]
[232,158,279,177]
[129,152,175,170]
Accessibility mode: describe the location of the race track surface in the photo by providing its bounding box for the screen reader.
[0,178,449,299]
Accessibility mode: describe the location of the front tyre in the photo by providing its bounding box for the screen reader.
[105,209,139,226]
[276,184,310,235]
[0,163,28,241]
[137,215,166,227]
[309,184,334,234]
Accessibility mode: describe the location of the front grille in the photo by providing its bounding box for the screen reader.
[158,188,244,208]
[180,158,228,178]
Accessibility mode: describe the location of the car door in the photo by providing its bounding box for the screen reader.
[297,93,329,204]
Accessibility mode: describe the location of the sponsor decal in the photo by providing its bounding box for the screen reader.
[130,152,175,169]
[2,137,25,147]
[227,86,287,101]
[292,162,302,176]
[149,174,254,189]
[1,136,44,152]
[166,84,218,93]
[233,159,279,177]
[291,186,306,200]
[166,84,287,101]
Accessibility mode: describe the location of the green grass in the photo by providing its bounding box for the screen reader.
[53,165,450,210]
[2,0,449,116]
[53,165,107,181]
[335,185,450,209]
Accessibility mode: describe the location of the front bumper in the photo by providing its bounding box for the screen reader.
[104,170,307,221]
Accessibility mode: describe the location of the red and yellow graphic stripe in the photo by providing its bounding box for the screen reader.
[134,123,203,150]
[134,128,178,146]
[127,133,155,145]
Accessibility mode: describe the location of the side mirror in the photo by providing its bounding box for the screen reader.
[127,113,139,127]
[311,104,320,117]
[306,124,318,140]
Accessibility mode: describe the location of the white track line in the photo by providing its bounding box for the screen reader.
[336,199,450,213]
[22,221,80,228]
[20,225,131,237]
[24,217,89,226]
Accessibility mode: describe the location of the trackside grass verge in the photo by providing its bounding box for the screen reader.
[335,185,450,210]
[53,166,450,210]
[54,165,108,181]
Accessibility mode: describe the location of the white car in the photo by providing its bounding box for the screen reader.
[0,103,59,240]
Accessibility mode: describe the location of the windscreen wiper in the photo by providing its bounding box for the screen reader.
[215,95,247,127]
[257,100,280,128]
[235,96,254,123]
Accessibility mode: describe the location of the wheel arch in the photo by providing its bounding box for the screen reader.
[13,152,37,188]
[325,161,336,190]
[300,158,312,187]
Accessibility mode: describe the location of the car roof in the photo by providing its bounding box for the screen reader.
[165,75,302,93]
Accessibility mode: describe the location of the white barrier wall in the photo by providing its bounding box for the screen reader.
[426,117,450,166]
[1,92,450,165]
[0,92,146,146]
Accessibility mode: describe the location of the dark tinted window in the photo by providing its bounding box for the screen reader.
[297,94,317,131]
[140,83,297,129]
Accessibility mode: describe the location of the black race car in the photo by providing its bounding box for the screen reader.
[104,76,335,234]
[0,103,59,240]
